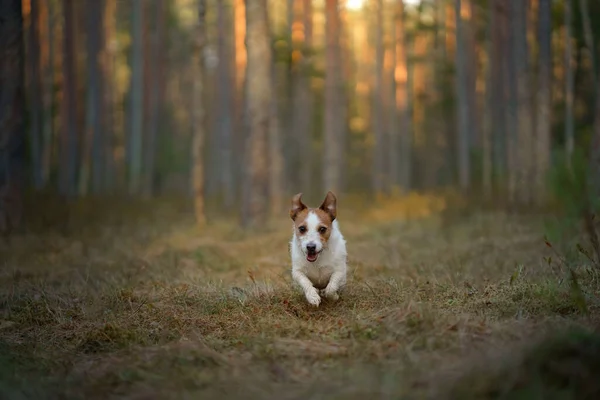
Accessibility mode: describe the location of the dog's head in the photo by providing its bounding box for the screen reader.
[290,191,337,263]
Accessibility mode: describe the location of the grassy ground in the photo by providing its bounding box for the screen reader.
[1,196,600,399]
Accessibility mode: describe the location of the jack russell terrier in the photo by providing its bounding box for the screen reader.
[289,191,347,307]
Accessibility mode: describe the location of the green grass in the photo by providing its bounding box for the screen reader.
[1,201,599,399]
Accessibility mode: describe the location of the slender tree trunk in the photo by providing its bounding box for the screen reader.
[463,0,478,151]
[27,0,43,189]
[394,0,410,191]
[242,0,272,227]
[233,0,247,206]
[0,0,25,234]
[535,0,551,204]
[84,0,105,195]
[143,0,166,197]
[103,0,116,191]
[482,1,493,198]
[505,1,519,204]
[192,0,207,226]
[60,0,79,197]
[490,0,507,195]
[578,0,596,85]
[128,0,144,195]
[42,0,55,187]
[455,0,470,190]
[291,0,313,193]
[216,0,235,207]
[264,14,290,218]
[324,0,342,194]
[371,0,385,194]
[565,0,574,164]
[513,0,534,206]
[387,6,398,190]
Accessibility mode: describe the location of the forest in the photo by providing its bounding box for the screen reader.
[1,0,600,398]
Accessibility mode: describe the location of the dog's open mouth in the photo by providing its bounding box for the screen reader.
[306,250,320,263]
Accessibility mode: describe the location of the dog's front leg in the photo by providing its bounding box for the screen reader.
[323,270,346,301]
[292,270,321,307]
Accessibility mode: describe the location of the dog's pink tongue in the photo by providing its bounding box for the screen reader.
[306,254,317,262]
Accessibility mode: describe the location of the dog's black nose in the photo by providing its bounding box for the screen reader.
[306,243,317,253]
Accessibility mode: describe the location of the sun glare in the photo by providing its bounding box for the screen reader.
[346,0,364,10]
[346,0,420,11]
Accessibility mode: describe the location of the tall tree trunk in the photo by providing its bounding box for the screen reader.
[513,0,534,206]
[268,11,284,216]
[323,0,342,194]
[242,0,272,227]
[41,0,55,187]
[578,0,596,85]
[233,0,247,206]
[128,0,144,195]
[215,0,235,207]
[103,0,116,191]
[463,0,478,151]
[482,0,493,198]
[394,0,410,191]
[27,0,43,189]
[371,0,385,194]
[505,1,519,204]
[290,0,313,193]
[564,0,574,164]
[454,0,470,190]
[0,0,25,234]
[144,0,166,197]
[60,0,79,197]
[535,0,551,204]
[192,0,207,226]
[490,0,507,195]
[84,0,105,195]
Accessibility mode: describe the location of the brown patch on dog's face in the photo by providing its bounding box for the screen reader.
[290,192,338,262]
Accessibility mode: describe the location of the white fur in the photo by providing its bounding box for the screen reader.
[290,211,347,307]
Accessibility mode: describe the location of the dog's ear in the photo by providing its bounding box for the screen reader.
[290,193,307,220]
[319,191,337,221]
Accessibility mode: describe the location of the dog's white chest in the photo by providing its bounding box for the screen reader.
[304,264,334,289]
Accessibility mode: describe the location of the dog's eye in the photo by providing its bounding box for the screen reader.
[319,226,327,234]
[298,226,307,234]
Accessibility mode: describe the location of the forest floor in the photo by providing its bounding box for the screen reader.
[1,195,600,399]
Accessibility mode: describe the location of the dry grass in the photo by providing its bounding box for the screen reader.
[1,195,600,399]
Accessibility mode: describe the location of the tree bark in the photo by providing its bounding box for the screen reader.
[535,0,551,204]
[0,0,25,234]
[192,0,207,226]
[242,0,272,227]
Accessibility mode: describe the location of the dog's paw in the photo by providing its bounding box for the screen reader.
[305,288,321,307]
[324,289,339,302]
